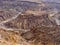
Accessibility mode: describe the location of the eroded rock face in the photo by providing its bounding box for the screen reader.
[1,12,58,30]
[0,13,60,45]
[0,9,18,22]
[3,13,57,30]
[0,9,60,45]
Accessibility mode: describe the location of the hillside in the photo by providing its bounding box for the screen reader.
[0,0,60,45]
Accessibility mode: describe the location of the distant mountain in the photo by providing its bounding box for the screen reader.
[0,0,60,10]
[43,0,60,3]
[0,1,40,12]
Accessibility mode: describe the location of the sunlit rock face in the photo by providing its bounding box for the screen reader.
[48,9,60,25]
[0,26,60,45]
[49,14,60,25]
[0,29,30,45]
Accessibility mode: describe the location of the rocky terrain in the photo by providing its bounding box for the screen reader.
[0,0,60,45]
